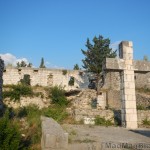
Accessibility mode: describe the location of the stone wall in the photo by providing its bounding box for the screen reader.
[74,108,114,122]
[3,66,150,91]
[0,58,4,109]
[137,110,150,125]
[3,67,89,90]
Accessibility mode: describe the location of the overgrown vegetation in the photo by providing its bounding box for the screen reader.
[94,116,113,126]
[9,103,69,149]
[49,85,69,106]
[0,110,22,150]
[3,84,33,101]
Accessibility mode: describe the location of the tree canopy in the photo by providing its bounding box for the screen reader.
[17,61,32,67]
[73,64,80,70]
[81,35,116,74]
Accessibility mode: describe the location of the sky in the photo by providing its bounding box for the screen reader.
[0,0,150,69]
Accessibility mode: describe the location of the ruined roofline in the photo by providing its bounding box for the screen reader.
[4,66,86,73]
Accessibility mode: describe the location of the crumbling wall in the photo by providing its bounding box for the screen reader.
[3,67,89,90]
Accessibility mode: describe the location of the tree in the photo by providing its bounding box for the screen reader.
[143,55,148,61]
[17,61,27,67]
[16,61,32,67]
[27,63,32,67]
[73,64,79,70]
[39,57,46,68]
[81,35,117,93]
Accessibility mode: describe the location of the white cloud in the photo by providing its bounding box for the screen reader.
[110,41,121,51]
[0,53,29,66]
[45,61,64,69]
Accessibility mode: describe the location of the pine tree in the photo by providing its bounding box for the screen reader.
[81,35,117,93]
[73,64,79,70]
[39,57,46,68]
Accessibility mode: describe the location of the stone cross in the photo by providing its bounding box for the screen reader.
[0,57,4,110]
[103,41,150,129]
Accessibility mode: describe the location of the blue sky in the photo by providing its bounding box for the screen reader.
[0,0,150,69]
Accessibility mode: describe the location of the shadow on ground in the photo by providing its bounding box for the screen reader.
[130,129,150,138]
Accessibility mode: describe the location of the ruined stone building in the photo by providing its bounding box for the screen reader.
[2,53,150,110]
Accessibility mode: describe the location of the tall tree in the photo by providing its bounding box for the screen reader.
[81,35,117,93]
[73,64,79,70]
[39,57,46,68]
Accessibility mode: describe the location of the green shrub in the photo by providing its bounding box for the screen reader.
[94,116,113,126]
[50,86,68,106]
[62,70,67,75]
[142,118,150,126]
[3,84,33,101]
[137,105,146,110]
[0,110,21,150]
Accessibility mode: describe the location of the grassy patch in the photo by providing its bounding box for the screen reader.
[94,116,113,126]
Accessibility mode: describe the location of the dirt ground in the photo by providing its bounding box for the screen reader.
[62,124,150,150]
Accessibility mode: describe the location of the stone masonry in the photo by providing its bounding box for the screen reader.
[41,116,68,150]
[103,41,150,129]
[119,41,137,129]
[3,67,89,90]
[0,57,4,110]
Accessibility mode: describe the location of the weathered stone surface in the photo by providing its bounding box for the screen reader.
[103,41,139,129]
[3,67,89,91]
[41,116,68,150]
[0,58,4,110]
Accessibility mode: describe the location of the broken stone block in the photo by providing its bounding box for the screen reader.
[41,116,68,150]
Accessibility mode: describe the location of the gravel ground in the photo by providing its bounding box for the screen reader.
[62,124,150,150]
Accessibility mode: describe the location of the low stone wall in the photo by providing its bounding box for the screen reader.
[73,108,114,122]
[41,116,68,150]
[136,93,150,108]
[137,110,150,125]
[4,97,50,109]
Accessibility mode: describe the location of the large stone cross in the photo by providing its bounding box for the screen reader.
[103,41,150,129]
